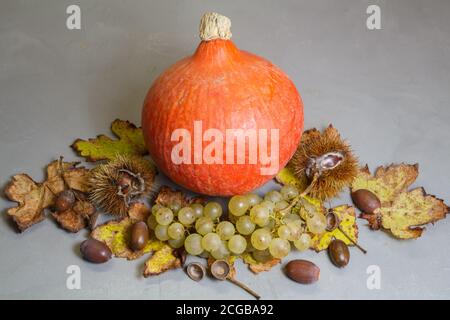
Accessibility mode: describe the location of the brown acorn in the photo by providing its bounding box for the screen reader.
[88,155,156,216]
[328,239,350,268]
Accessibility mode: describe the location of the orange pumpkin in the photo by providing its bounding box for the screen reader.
[142,13,303,196]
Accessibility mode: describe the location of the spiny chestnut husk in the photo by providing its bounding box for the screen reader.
[89,155,156,216]
[291,125,358,200]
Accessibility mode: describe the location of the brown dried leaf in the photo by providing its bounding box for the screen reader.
[52,209,86,233]
[143,244,181,277]
[154,186,190,207]
[241,253,281,274]
[353,164,449,239]
[52,200,96,233]
[4,159,90,231]
[154,186,206,208]
[127,202,151,221]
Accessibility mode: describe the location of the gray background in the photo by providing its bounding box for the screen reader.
[1,0,449,300]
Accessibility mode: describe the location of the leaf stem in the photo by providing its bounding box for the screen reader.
[337,226,367,254]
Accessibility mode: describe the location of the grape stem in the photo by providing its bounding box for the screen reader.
[227,277,261,300]
[278,173,319,216]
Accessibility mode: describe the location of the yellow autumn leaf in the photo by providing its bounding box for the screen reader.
[275,166,308,192]
[310,205,358,251]
[91,217,164,260]
[71,119,148,162]
[143,244,182,277]
[353,164,449,239]
[351,163,418,206]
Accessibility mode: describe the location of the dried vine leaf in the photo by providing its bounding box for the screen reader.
[352,164,449,239]
[127,202,151,221]
[143,244,182,277]
[352,164,419,206]
[91,217,163,260]
[4,159,89,231]
[154,186,190,207]
[71,119,147,162]
[311,205,358,251]
[154,186,206,207]
[52,200,96,232]
[241,253,280,274]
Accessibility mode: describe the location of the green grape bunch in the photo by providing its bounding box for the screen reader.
[146,184,328,262]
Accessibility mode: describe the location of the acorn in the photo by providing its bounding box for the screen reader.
[88,155,156,216]
[290,125,358,201]
[55,190,76,212]
[328,239,350,268]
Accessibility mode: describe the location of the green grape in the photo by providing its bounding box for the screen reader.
[275,200,289,211]
[264,190,282,203]
[169,202,181,214]
[236,215,255,235]
[154,224,169,241]
[204,202,223,220]
[216,221,235,240]
[147,214,158,230]
[252,249,271,262]
[287,220,303,241]
[199,251,210,259]
[211,241,230,260]
[168,236,185,249]
[155,207,174,226]
[269,238,291,259]
[178,207,196,225]
[228,235,247,254]
[250,228,272,250]
[195,217,214,235]
[167,222,185,240]
[284,213,301,223]
[228,195,250,216]
[246,237,256,252]
[201,232,221,252]
[249,205,270,227]
[263,218,276,230]
[306,213,327,234]
[280,185,299,200]
[184,233,203,255]
[190,203,204,218]
[277,225,291,240]
[151,204,163,215]
[245,193,263,207]
[260,200,275,213]
[294,233,311,251]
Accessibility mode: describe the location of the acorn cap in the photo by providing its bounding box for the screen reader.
[210,260,231,280]
[326,209,341,231]
[186,262,205,282]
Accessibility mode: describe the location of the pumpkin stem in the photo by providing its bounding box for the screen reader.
[199,12,232,41]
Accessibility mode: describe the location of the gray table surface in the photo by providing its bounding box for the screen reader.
[1,0,449,300]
